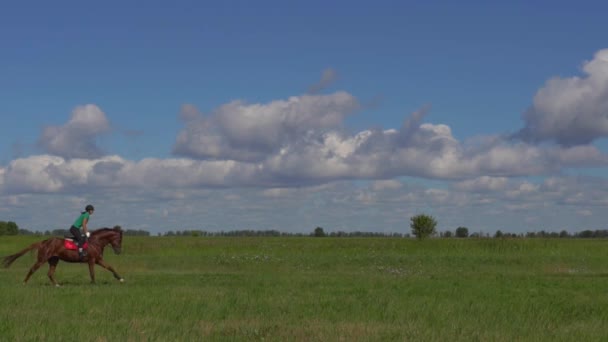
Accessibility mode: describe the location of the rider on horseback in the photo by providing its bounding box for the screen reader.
[69,205,94,259]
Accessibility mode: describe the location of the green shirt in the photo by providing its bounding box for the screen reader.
[72,212,90,229]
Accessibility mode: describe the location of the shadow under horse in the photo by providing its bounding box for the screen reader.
[2,226,125,286]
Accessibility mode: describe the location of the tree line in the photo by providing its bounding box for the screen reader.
[4,225,151,237]
[2,220,608,238]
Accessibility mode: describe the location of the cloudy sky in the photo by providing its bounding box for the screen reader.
[1,1,608,234]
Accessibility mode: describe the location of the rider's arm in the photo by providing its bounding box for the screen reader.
[82,217,89,236]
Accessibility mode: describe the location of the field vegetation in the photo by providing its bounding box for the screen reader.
[1,235,608,341]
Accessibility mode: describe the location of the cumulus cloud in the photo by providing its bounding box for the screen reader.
[0,154,271,196]
[170,96,608,187]
[38,104,110,158]
[173,91,360,162]
[265,109,608,182]
[307,68,338,94]
[4,99,607,198]
[517,49,608,146]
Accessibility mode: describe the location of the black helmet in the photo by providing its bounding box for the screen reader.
[85,204,95,211]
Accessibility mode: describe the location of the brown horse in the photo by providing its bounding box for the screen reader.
[2,226,125,286]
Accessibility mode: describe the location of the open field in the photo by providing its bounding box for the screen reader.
[1,236,608,341]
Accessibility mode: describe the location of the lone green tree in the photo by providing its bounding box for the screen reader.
[410,214,437,239]
[455,226,469,238]
[313,226,326,237]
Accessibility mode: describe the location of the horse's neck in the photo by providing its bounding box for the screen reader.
[91,233,113,247]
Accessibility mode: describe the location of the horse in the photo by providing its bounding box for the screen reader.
[2,226,125,286]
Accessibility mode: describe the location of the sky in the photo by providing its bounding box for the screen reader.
[1,0,608,235]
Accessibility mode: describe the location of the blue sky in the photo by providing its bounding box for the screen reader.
[1,0,608,234]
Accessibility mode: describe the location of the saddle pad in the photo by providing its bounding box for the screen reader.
[63,239,89,250]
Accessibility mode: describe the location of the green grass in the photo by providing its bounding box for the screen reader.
[1,236,608,341]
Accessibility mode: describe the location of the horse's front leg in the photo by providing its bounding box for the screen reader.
[96,258,125,282]
[88,260,96,284]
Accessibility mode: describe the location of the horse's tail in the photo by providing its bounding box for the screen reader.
[1,241,43,268]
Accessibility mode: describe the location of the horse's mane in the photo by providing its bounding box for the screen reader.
[91,226,123,237]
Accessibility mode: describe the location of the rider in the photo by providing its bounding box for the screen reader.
[69,204,94,259]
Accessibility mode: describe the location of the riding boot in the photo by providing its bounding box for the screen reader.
[78,247,87,260]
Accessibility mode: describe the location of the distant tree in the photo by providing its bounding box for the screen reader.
[592,230,608,238]
[313,227,326,237]
[124,229,151,236]
[443,231,453,238]
[0,221,19,235]
[578,230,594,238]
[455,226,469,238]
[410,214,437,240]
[7,221,18,235]
[494,230,504,238]
[51,229,69,236]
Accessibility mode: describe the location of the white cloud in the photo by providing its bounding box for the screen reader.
[6,100,608,197]
[518,49,608,146]
[0,155,262,194]
[38,104,110,158]
[3,155,69,193]
[173,91,360,162]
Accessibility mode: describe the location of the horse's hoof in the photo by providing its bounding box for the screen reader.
[55,284,61,288]
[119,278,125,283]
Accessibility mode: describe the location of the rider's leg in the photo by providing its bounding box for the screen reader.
[69,226,85,259]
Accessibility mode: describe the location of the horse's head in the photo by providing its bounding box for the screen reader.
[109,225,123,254]
[91,226,124,254]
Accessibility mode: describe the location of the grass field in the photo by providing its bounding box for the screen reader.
[1,236,608,341]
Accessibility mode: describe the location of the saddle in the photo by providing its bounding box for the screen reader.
[63,235,89,250]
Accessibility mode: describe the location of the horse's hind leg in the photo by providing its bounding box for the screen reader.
[23,260,45,284]
[47,257,60,287]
